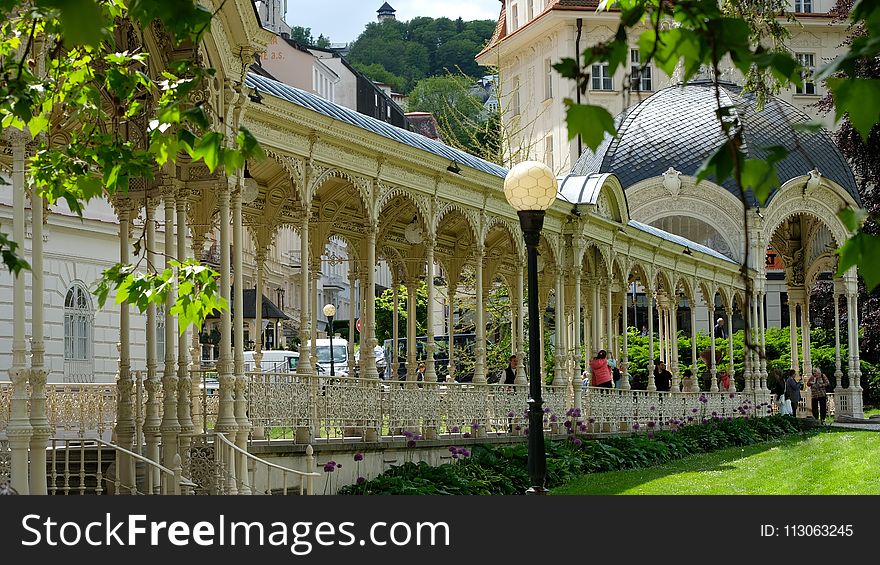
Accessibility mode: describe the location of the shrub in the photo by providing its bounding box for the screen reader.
[340,415,813,495]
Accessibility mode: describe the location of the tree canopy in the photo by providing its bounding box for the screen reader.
[348,16,495,92]
[289,26,331,49]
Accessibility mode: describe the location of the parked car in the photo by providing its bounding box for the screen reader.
[243,350,298,373]
[306,338,349,377]
[353,345,386,377]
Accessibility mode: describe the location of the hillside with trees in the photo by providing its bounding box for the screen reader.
[348,16,496,93]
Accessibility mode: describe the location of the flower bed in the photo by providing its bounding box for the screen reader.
[339,415,813,495]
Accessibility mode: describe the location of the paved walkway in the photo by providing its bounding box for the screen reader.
[829,421,880,431]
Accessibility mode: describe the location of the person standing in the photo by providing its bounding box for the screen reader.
[806,368,830,423]
[783,369,801,417]
[654,360,673,392]
[714,317,727,339]
[590,350,613,388]
[504,355,517,386]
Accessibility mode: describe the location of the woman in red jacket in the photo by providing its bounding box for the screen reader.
[590,350,613,388]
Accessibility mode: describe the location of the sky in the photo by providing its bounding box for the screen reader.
[285,0,501,44]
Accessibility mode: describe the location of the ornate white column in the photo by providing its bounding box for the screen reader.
[605,280,613,356]
[744,294,758,394]
[143,201,161,478]
[515,263,527,384]
[802,295,812,379]
[690,300,698,392]
[232,185,250,493]
[621,283,630,390]
[833,287,843,384]
[447,278,457,382]
[759,291,768,392]
[670,299,681,390]
[347,266,356,372]
[7,132,31,494]
[310,261,319,373]
[160,192,180,467]
[657,304,665,366]
[254,252,265,370]
[363,222,380,382]
[176,195,194,462]
[709,305,718,392]
[473,246,487,384]
[848,289,863,394]
[727,302,735,383]
[425,237,437,383]
[28,180,49,494]
[406,278,418,383]
[553,269,567,386]
[647,289,656,391]
[592,281,600,353]
[789,301,799,377]
[297,212,313,377]
[215,183,238,476]
[295,211,313,445]
[392,274,400,380]
[114,199,135,491]
[572,266,583,392]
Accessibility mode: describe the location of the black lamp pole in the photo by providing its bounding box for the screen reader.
[328,315,335,377]
[519,209,547,495]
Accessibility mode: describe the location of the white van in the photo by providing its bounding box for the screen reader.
[243,350,299,373]
[306,338,349,377]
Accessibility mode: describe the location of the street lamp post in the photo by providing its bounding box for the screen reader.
[323,304,337,377]
[503,161,558,495]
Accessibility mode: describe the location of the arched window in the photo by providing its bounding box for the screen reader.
[650,215,739,261]
[64,282,94,382]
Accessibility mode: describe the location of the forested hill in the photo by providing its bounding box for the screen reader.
[347,17,496,93]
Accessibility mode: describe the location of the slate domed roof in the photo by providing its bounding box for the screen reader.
[571,81,860,206]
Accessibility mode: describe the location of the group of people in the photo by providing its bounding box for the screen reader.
[780,368,830,422]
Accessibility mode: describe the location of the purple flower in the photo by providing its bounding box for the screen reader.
[403,431,413,439]
[647,431,655,439]
[514,425,521,431]
[543,407,551,413]
[451,426,460,433]
[711,411,717,417]
[337,463,342,469]
[647,421,656,428]
[461,449,471,458]
[687,416,694,422]
[550,414,558,423]
[323,462,336,473]
[406,439,417,448]
[353,452,364,462]
[573,438,583,447]
[356,477,366,484]
[463,432,471,438]
[507,411,515,418]
[563,420,572,428]
[523,428,529,436]
[448,446,457,453]
[632,422,640,430]
[692,408,699,413]
[471,423,481,430]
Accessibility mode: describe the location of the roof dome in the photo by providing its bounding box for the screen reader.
[571,81,860,206]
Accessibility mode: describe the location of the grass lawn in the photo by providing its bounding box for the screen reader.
[864,405,880,418]
[553,429,880,495]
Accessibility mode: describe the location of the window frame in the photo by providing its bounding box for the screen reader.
[630,49,653,92]
[591,62,613,91]
[795,52,816,95]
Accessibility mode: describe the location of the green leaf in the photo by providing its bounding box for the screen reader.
[552,58,580,80]
[837,232,880,291]
[696,142,738,187]
[826,78,880,141]
[189,132,222,172]
[741,158,780,206]
[563,100,616,152]
[48,0,109,46]
[838,207,868,232]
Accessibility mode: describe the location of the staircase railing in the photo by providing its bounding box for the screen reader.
[212,432,318,495]
[48,438,196,495]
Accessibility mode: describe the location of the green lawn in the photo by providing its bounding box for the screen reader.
[553,429,880,495]
[864,405,880,418]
